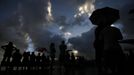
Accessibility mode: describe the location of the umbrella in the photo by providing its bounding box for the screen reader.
[36,47,47,52]
[89,7,120,26]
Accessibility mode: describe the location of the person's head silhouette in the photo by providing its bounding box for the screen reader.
[16,49,20,53]
[50,43,55,47]
[8,42,13,46]
[62,40,65,44]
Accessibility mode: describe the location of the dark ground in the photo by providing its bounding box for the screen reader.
[0,63,134,75]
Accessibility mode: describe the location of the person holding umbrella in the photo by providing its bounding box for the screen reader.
[89,7,124,74]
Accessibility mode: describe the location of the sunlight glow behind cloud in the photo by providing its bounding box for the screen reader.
[25,33,35,52]
[74,1,95,18]
[46,0,53,22]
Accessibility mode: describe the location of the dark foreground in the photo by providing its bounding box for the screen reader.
[0,66,97,75]
[0,65,95,75]
[0,64,134,75]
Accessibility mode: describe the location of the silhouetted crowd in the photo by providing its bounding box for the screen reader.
[0,41,88,71]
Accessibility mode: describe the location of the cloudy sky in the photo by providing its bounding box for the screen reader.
[0,0,134,60]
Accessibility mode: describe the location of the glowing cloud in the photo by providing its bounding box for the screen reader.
[25,33,35,52]
[67,43,73,50]
[63,32,72,42]
[64,32,72,39]
[74,0,95,18]
[59,26,64,30]
[46,0,53,22]
[47,0,52,17]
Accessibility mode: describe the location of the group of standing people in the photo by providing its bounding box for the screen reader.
[0,41,68,70]
[0,42,50,70]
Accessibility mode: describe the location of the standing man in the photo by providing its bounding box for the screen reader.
[1,42,16,62]
[50,43,56,62]
[59,41,67,63]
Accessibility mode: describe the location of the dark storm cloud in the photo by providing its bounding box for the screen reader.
[94,0,134,37]
[0,11,27,51]
[69,27,95,59]
[20,0,64,50]
[0,0,95,61]
[68,0,134,60]
[120,2,134,38]
[0,0,19,22]
[28,26,63,49]
[49,0,95,59]
[21,0,47,24]
[55,16,71,28]
[0,0,53,50]
[95,0,131,9]
[53,0,95,33]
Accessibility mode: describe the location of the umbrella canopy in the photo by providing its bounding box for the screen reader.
[36,47,47,52]
[89,7,120,26]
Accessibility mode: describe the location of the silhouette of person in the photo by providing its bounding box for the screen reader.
[1,42,17,63]
[89,7,124,74]
[22,52,30,70]
[36,52,42,70]
[12,49,22,69]
[49,43,56,73]
[71,53,75,61]
[128,50,134,73]
[93,22,124,74]
[41,53,47,70]
[49,43,56,62]
[59,41,67,63]
[30,52,36,70]
[91,14,125,74]
[65,51,70,65]
[100,25,124,74]
[93,25,105,73]
[70,53,75,67]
